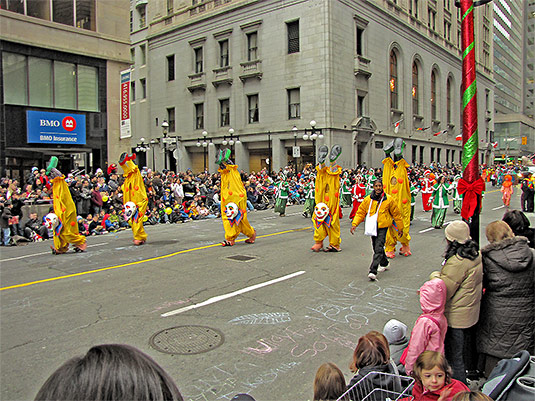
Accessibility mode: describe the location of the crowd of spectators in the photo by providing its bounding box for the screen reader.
[0,159,532,247]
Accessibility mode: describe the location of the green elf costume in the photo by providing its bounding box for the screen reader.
[340,173,352,207]
[302,178,316,218]
[274,175,290,216]
[451,175,462,214]
[365,169,376,196]
[430,178,452,228]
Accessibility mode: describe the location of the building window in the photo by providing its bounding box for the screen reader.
[419,146,425,164]
[248,94,259,123]
[447,78,452,124]
[412,145,417,164]
[219,39,229,67]
[54,61,77,109]
[130,48,135,65]
[2,52,28,105]
[444,21,451,41]
[29,57,53,107]
[167,0,174,14]
[428,8,436,31]
[287,20,300,54]
[390,51,398,109]
[412,62,419,115]
[167,55,175,81]
[139,78,146,99]
[287,88,300,119]
[130,10,133,32]
[410,0,419,18]
[430,147,435,162]
[138,4,146,28]
[53,0,74,25]
[356,26,364,56]
[167,107,175,132]
[220,98,230,127]
[1,0,24,14]
[76,0,95,30]
[437,148,441,164]
[194,47,203,73]
[140,44,146,66]
[131,81,136,102]
[195,103,204,129]
[451,150,456,164]
[247,32,258,61]
[431,70,437,120]
[446,149,450,164]
[357,94,365,117]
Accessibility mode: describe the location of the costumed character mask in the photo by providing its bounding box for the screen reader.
[314,202,330,222]
[124,201,137,221]
[224,202,239,220]
[44,213,59,230]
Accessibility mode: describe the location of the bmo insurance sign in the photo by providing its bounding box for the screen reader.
[27,110,86,145]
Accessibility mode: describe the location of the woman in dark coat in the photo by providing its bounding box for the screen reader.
[478,220,535,376]
[503,209,535,248]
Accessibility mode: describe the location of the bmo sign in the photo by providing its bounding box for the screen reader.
[27,110,86,145]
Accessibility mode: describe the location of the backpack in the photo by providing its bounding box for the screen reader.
[481,350,535,401]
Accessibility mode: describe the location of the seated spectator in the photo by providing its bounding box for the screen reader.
[88,214,105,235]
[346,331,403,401]
[170,204,189,223]
[184,200,199,220]
[77,216,90,236]
[33,344,184,401]
[383,319,408,375]
[411,351,469,401]
[502,209,535,248]
[313,362,347,401]
[24,212,49,241]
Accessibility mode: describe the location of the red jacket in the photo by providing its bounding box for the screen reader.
[412,379,469,401]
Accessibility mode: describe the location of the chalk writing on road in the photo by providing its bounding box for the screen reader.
[228,312,291,325]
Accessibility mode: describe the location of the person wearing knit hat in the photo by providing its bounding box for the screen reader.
[383,319,409,374]
[430,220,482,384]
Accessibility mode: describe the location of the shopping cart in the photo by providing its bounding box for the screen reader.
[336,371,414,401]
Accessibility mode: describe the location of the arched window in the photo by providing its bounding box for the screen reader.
[390,51,398,109]
[446,77,452,124]
[412,62,419,115]
[431,70,437,120]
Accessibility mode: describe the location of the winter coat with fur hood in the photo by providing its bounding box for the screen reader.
[478,236,535,358]
[403,279,448,375]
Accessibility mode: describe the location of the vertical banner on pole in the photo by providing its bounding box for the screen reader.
[120,69,131,139]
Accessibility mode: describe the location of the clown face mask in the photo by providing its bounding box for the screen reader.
[314,202,330,222]
[44,213,59,230]
[224,202,239,220]
[124,201,137,221]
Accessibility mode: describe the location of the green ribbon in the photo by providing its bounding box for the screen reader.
[462,129,478,169]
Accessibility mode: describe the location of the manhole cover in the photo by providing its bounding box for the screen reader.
[226,255,257,262]
[149,325,224,355]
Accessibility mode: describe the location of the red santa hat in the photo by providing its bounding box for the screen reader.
[424,170,431,176]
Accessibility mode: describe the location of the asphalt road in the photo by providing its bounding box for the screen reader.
[0,188,531,401]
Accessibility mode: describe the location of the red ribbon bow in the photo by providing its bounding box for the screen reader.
[457,178,485,220]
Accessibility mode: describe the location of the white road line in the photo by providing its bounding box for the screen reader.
[0,243,107,263]
[161,270,306,317]
[492,205,505,211]
[419,227,435,233]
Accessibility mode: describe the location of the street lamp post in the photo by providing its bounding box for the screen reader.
[292,125,298,174]
[267,131,272,174]
[196,130,209,171]
[161,120,169,170]
[135,137,150,167]
[303,120,324,164]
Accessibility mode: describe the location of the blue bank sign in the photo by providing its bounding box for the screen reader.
[27,110,86,145]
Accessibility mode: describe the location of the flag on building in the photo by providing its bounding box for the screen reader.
[433,129,448,136]
[416,126,430,131]
[455,133,462,141]
[491,142,498,148]
[394,118,403,134]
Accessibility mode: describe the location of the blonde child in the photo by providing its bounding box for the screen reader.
[402,279,448,375]
[411,351,469,401]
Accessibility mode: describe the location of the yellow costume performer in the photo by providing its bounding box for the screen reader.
[218,150,256,246]
[119,153,148,245]
[382,139,412,257]
[311,144,343,252]
[46,157,86,254]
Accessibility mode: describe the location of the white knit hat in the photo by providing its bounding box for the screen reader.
[445,220,471,244]
[383,319,408,344]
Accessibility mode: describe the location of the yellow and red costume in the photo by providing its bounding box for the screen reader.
[120,157,148,244]
[220,164,255,244]
[50,175,86,253]
[382,157,412,257]
[312,165,342,250]
[501,175,514,207]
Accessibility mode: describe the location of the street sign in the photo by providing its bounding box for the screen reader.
[292,146,300,158]
[162,137,175,144]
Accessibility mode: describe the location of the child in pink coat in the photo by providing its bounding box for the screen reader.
[403,278,448,375]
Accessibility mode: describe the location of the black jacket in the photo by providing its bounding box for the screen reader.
[347,361,404,401]
[478,236,535,358]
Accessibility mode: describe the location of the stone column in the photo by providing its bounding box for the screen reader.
[234,142,250,172]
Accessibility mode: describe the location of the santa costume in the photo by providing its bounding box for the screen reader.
[349,177,366,220]
[421,170,434,212]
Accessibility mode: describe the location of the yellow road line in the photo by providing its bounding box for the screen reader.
[0,227,312,292]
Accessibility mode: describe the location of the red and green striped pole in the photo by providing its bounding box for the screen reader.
[457,0,491,245]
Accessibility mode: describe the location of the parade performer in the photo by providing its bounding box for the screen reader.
[451,175,462,214]
[119,152,148,245]
[274,174,289,217]
[217,149,256,246]
[430,176,452,229]
[349,175,366,220]
[45,157,87,254]
[421,170,434,212]
[340,172,352,207]
[311,144,342,252]
[382,138,412,257]
[365,168,376,196]
[501,174,514,208]
[410,181,419,222]
[351,179,404,280]
[302,177,315,218]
